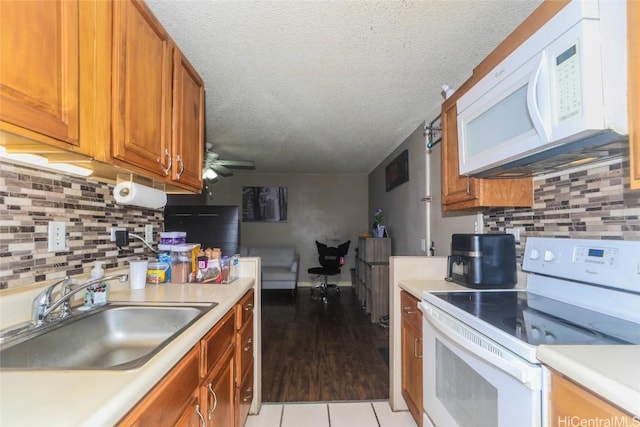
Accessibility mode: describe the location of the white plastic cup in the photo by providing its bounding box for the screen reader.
[129,260,149,289]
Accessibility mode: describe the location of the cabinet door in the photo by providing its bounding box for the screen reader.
[0,0,79,145]
[174,391,205,427]
[549,371,631,423]
[236,364,254,427]
[112,0,173,176]
[171,49,204,191]
[119,347,200,426]
[441,102,478,206]
[400,292,422,426]
[202,347,235,427]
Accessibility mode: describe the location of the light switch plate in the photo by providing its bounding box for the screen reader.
[48,221,66,252]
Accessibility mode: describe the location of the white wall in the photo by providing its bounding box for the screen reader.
[368,124,428,256]
[427,142,478,256]
[170,173,368,286]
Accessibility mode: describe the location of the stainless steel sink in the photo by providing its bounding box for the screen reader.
[0,303,217,370]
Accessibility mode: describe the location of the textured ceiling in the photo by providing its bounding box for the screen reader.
[146,0,542,174]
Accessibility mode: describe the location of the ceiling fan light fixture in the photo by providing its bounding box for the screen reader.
[203,167,218,180]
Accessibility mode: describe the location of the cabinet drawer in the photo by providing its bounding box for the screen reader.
[236,313,254,382]
[201,308,235,378]
[236,289,254,329]
[236,363,254,427]
[400,291,421,330]
[119,346,199,426]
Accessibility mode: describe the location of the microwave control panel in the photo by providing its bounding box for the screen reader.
[554,43,582,123]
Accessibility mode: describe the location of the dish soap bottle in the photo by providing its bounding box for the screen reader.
[84,261,108,307]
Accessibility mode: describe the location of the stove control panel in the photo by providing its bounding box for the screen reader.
[523,237,640,292]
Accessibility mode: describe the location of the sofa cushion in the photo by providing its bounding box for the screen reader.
[248,247,296,268]
[262,266,297,282]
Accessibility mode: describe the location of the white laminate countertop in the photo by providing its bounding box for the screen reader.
[538,345,640,416]
[0,278,255,427]
[397,278,640,418]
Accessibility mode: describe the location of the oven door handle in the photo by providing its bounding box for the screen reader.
[421,302,541,390]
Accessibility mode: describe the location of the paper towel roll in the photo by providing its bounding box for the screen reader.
[113,182,167,209]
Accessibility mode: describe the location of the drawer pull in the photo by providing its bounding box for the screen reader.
[243,338,253,352]
[402,306,416,315]
[242,386,253,402]
[414,338,422,359]
[244,303,254,312]
[207,383,218,418]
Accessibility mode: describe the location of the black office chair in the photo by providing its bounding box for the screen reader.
[307,240,350,303]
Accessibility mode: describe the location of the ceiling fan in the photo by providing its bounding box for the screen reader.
[203,143,255,180]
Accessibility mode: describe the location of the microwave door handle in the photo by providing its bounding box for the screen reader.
[527,51,551,141]
[422,303,541,390]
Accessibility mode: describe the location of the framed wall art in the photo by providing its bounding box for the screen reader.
[385,149,409,192]
[242,186,288,222]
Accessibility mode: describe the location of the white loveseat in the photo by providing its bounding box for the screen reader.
[241,246,299,294]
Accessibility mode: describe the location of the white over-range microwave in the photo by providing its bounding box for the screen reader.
[457,0,628,178]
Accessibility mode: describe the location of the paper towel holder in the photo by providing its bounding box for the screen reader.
[114,174,167,209]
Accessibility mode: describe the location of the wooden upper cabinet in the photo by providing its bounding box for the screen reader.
[0,0,80,146]
[111,0,173,177]
[171,49,205,191]
[629,0,640,190]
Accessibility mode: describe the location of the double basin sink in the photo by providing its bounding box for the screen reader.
[0,302,217,370]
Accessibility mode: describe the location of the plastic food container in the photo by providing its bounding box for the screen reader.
[147,262,169,284]
[170,244,195,283]
[160,231,187,245]
[157,244,172,281]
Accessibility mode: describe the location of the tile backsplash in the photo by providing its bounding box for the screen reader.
[0,161,164,290]
[485,156,640,261]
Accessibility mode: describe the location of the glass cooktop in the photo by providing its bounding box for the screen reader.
[429,290,640,347]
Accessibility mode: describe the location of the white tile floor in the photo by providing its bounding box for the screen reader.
[245,401,417,427]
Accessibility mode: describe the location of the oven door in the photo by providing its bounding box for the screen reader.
[419,301,542,427]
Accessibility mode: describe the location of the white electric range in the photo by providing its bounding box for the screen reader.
[419,237,640,427]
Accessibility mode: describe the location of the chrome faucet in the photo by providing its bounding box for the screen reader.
[31,274,129,326]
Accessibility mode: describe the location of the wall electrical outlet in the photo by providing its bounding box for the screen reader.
[48,221,66,252]
[145,224,153,243]
[110,227,126,242]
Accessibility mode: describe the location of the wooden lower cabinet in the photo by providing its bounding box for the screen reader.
[119,291,256,427]
[118,346,200,426]
[235,290,255,427]
[400,291,422,427]
[201,308,236,427]
[549,370,633,425]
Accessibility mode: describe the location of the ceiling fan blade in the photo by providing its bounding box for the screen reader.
[213,159,255,169]
[211,164,234,176]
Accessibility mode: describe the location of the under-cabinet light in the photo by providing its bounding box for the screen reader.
[0,147,93,177]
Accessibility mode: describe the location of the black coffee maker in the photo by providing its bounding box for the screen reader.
[446,233,517,289]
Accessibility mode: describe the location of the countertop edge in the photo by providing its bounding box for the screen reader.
[0,279,255,427]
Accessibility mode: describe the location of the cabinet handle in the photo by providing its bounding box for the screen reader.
[195,404,206,427]
[242,386,253,402]
[207,383,218,418]
[402,306,416,315]
[414,338,422,359]
[160,148,172,176]
[243,337,253,352]
[176,154,184,179]
[244,303,254,312]
[466,175,472,195]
